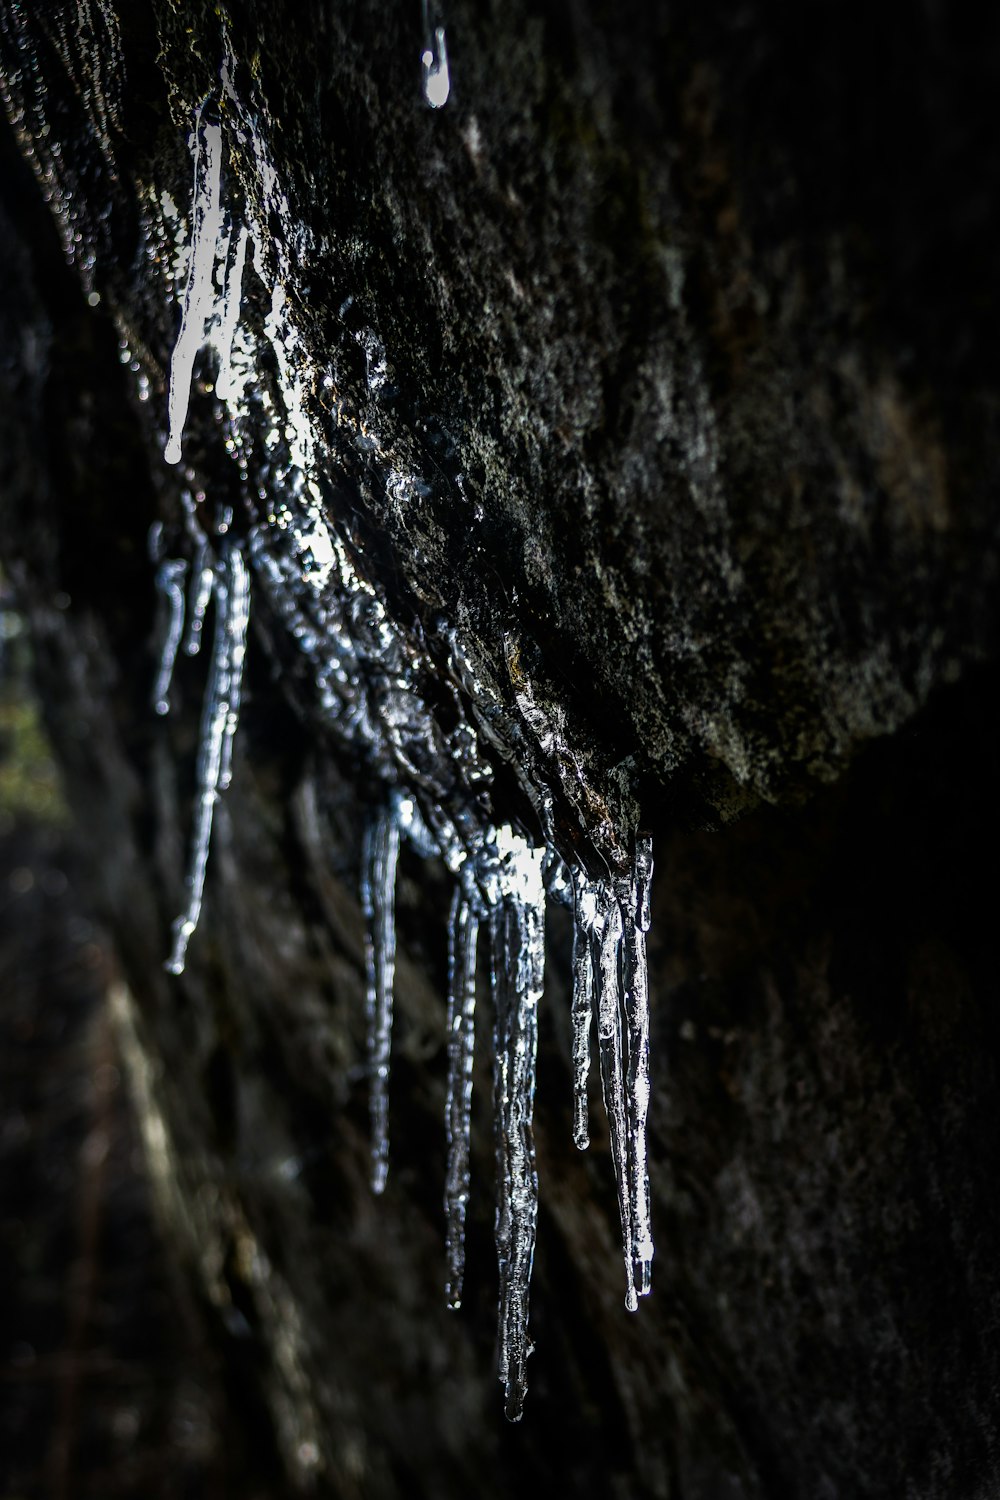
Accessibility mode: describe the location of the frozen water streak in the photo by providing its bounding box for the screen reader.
[165,109,224,465]
[214,221,250,403]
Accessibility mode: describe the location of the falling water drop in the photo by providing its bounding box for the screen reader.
[420,0,450,109]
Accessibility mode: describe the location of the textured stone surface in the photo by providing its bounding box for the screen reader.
[2,2,1000,1495]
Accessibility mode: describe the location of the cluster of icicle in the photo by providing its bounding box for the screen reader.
[356,810,655,1419]
[150,519,249,974]
[148,37,653,1423]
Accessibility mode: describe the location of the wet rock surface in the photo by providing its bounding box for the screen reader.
[1,2,999,1496]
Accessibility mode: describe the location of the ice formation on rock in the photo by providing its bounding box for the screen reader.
[360,808,401,1195]
[163,541,250,976]
[150,528,188,717]
[0,0,657,1427]
[483,830,546,1421]
[164,107,224,466]
[444,877,481,1309]
[148,41,654,1416]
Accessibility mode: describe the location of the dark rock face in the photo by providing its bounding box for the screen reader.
[1,2,999,1496]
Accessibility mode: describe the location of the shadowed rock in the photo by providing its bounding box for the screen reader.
[1,2,998,1495]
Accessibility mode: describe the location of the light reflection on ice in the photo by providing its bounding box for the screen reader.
[143,21,655,1420]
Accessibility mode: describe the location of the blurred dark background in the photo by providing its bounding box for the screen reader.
[3,1,1000,1496]
[0,611,291,1499]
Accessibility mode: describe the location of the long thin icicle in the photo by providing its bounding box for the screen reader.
[488,835,545,1421]
[165,106,224,465]
[360,809,400,1194]
[217,549,249,794]
[618,833,654,1298]
[183,539,215,657]
[444,879,480,1308]
[590,884,637,1310]
[571,871,597,1150]
[574,837,656,1311]
[166,545,250,974]
[152,555,187,716]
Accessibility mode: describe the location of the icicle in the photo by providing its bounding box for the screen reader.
[488,833,545,1421]
[391,789,440,861]
[420,0,450,109]
[183,540,215,656]
[591,884,637,1311]
[617,833,654,1299]
[217,546,249,792]
[360,808,400,1194]
[165,107,224,465]
[166,544,250,975]
[570,872,597,1149]
[444,877,480,1308]
[635,833,654,935]
[140,35,659,1417]
[152,556,187,716]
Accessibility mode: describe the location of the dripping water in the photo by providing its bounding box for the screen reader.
[420,0,450,109]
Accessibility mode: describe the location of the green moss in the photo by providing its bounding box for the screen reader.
[0,693,68,827]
